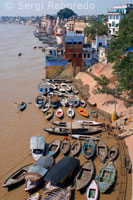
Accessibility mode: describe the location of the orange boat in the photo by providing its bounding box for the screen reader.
[78,107,89,117]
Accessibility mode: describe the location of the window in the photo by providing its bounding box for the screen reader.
[84,53,86,58]
[112,21,115,27]
[116,15,119,19]
[79,54,82,58]
[73,53,76,58]
[88,53,90,58]
[78,42,82,44]
[116,24,119,27]
[109,23,111,27]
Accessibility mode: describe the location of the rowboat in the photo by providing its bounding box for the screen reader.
[3,163,32,188]
[71,86,79,95]
[82,139,96,159]
[44,186,72,200]
[67,107,75,118]
[74,120,103,126]
[46,139,61,157]
[71,140,81,157]
[35,96,46,108]
[43,79,73,83]
[25,193,40,200]
[44,126,102,136]
[75,160,94,190]
[25,156,54,191]
[86,180,98,200]
[44,108,54,120]
[44,157,79,188]
[80,100,86,108]
[96,163,116,193]
[96,140,108,162]
[124,154,132,173]
[78,107,89,117]
[70,134,100,141]
[60,97,68,107]
[108,145,119,161]
[91,110,98,118]
[60,138,71,155]
[41,102,50,113]
[18,102,26,111]
[56,108,64,119]
[60,83,71,92]
[52,120,103,127]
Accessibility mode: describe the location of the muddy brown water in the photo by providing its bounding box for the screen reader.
[0,24,131,200]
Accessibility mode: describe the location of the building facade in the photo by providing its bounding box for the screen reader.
[108,4,133,36]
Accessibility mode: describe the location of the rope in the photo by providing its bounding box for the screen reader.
[0,151,30,182]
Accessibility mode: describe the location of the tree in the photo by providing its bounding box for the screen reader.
[107,11,133,94]
[84,21,108,40]
[57,8,77,19]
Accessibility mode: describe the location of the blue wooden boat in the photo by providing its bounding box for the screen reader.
[25,156,54,191]
[18,102,26,111]
[82,139,96,159]
[96,163,116,193]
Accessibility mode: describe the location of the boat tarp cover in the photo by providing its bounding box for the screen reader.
[44,157,79,185]
[30,136,45,150]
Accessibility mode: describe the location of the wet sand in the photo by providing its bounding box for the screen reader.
[0,24,131,200]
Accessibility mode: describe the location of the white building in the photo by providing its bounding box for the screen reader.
[108,4,133,36]
[98,47,107,64]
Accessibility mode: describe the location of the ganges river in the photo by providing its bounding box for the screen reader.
[0,24,132,200]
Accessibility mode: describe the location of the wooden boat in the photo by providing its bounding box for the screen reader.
[44,108,54,120]
[74,120,103,126]
[86,180,98,200]
[52,120,103,127]
[43,79,73,83]
[18,102,26,111]
[91,110,98,118]
[67,107,75,118]
[60,138,71,155]
[108,145,119,161]
[46,139,61,157]
[80,100,86,108]
[56,108,64,119]
[68,95,79,107]
[96,163,116,193]
[3,163,32,187]
[60,97,68,107]
[60,83,71,92]
[44,157,79,187]
[35,96,46,108]
[75,160,94,190]
[25,156,54,191]
[70,134,100,141]
[44,186,72,200]
[53,90,63,97]
[82,139,96,159]
[25,193,40,200]
[78,107,89,117]
[42,102,50,113]
[124,154,132,173]
[96,140,108,162]
[71,140,81,157]
[30,136,45,161]
[44,126,102,136]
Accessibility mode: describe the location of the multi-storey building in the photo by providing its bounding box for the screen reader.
[108,4,133,36]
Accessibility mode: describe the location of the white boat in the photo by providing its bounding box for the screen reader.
[49,83,57,90]
[80,100,86,108]
[56,108,64,118]
[60,83,71,92]
[67,107,75,118]
[70,134,100,141]
[42,102,50,113]
[30,136,45,161]
[35,96,46,108]
[86,180,98,200]
[74,120,103,126]
[60,97,68,107]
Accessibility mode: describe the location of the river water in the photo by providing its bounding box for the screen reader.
[0,24,47,200]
